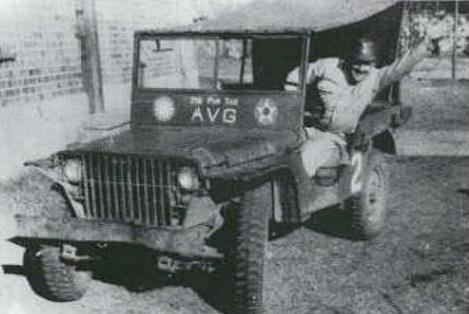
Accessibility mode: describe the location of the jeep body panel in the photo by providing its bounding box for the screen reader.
[63,126,301,181]
[13,215,222,259]
[131,90,304,131]
[14,0,410,266]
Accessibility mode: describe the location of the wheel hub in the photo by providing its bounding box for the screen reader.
[365,167,385,224]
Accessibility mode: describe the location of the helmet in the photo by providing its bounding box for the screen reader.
[348,38,377,64]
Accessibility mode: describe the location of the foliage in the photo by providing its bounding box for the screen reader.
[401,9,469,55]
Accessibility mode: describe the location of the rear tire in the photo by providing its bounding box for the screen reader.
[24,245,91,302]
[234,181,271,314]
[344,150,389,240]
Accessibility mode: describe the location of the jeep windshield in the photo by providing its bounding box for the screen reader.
[136,34,306,92]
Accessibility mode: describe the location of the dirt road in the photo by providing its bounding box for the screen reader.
[1,156,468,314]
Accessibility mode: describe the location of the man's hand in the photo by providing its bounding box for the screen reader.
[425,20,453,54]
[438,37,454,54]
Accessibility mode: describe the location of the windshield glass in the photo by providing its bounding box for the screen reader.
[137,36,304,91]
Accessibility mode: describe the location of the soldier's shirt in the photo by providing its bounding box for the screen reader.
[285,39,431,133]
[286,40,431,177]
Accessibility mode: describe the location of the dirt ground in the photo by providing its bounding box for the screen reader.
[0,156,468,314]
[0,78,467,314]
[400,78,469,131]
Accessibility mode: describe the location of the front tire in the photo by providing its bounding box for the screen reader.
[345,150,389,240]
[234,181,271,314]
[24,245,92,302]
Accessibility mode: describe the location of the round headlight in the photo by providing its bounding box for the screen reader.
[153,96,175,122]
[63,159,82,183]
[177,167,199,190]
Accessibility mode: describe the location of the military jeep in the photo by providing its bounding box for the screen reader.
[13,1,411,313]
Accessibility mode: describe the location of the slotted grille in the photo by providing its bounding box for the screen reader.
[78,153,179,226]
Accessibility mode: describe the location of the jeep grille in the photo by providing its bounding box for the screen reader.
[78,153,182,226]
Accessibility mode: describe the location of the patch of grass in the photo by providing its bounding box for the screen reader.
[401,78,469,131]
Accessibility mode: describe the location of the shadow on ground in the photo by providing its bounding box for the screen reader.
[92,245,235,314]
[304,205,362,241]
[1,243,236,314]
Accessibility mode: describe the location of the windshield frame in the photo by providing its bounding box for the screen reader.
[132,31,310,94]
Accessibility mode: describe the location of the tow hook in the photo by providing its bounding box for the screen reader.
[157,255,216,274]
[60,244,95,263]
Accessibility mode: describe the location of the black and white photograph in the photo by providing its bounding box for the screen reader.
[0,0,468,313]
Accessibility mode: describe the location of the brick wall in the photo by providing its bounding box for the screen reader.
[0,0,200,181]
[96,0,179,85]
[0,0,204,109]
[0,0,83,108]
[95,0,192,112]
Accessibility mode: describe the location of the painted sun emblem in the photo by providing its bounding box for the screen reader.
[255,99,278,126]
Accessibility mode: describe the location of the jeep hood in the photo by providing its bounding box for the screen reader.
[65,127,301,179]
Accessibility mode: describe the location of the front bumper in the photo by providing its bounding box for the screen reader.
[11,215,222,259]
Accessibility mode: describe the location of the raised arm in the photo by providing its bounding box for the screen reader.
[377,38,433,89]
[377,23,451,90]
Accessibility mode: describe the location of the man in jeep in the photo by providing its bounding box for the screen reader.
[285,25,451,178]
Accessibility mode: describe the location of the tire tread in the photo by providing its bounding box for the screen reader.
[234,182,271,314]
[24,246,91,302]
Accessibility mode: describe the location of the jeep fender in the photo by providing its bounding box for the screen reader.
[24,157,85,218]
